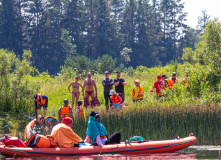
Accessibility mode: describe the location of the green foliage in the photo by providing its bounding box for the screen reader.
[183,19,221,96]
[61,29,77,57]
[0,49,39,114]
[120,47,131,65]
[0,0,197,74]
[61,54,116,76]
[97,54,116,74]
[61,55,99,77]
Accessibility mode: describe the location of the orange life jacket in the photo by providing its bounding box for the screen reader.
[25,133,58,148]
[111,95,120,104]
[167,79,173,90]
[36,97,46,106]
[132,86,143,98]
[75,106,84,118]
[60,106,71,119]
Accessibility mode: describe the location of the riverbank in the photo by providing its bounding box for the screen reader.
[1,103,221,145]
[1,63,221,145]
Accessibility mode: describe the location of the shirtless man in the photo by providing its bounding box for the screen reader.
[82,72,97,107]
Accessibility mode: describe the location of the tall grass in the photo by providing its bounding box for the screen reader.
[1,63,221,145]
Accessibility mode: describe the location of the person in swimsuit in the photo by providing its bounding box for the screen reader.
[68,76,83,109]
[82,72,98,108]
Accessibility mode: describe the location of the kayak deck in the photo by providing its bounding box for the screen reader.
[0,136,196,157]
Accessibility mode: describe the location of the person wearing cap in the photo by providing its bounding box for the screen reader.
[68,76,83,109]
[170,72,179,84]
[84,111,121,147]
[109,90,122,109]
[151,75,163,99]
[58,99,73,122]
[34,94,48,119]
[51,117,83,148]
[75,100,84,120]
[114,71,127,103]
[82,72,99,108]
[24,115,44,141]
[102,71,114,110]
[132,80,143,102]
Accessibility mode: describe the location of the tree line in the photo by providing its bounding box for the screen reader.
[0,0,210,74]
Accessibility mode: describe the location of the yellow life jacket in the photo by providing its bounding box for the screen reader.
[132,86,143,98]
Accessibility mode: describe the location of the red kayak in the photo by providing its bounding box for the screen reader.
[0,135,196,157]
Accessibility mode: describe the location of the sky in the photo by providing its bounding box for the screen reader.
[183,0,221,29]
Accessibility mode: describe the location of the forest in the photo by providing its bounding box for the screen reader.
[0,0,210,74]
[2,0,221,144]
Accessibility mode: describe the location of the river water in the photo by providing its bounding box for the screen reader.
[1,146,221,159]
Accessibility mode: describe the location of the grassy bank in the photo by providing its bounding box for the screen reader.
[1,63,221,145]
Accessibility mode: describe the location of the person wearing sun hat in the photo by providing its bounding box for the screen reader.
[132,80,143,102]
[51,117,83,148]
[109,90,123,109]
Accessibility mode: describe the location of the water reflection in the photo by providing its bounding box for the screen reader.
[3,146,221,160]
[1,153,196,160]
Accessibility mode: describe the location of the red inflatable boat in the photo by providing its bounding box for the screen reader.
[0,135,196,157]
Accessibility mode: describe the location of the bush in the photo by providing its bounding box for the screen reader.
[0,49,39,114]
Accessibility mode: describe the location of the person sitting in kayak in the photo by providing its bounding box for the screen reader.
[84,110,121,147]
[51,117,83,148]
[110,90,122,109]
[58,99,73,122]
[24,115,44,141]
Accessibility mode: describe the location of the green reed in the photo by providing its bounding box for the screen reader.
[71,104,221,145]
[1,103,221,145]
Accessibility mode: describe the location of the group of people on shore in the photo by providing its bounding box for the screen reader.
[67,71,127,111]
[26,71,188,148]
[33,71,189,121]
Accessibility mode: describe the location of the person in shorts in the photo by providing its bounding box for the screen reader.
[34,94,48,120]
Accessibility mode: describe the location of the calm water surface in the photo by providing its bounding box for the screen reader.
[1,146,221,160]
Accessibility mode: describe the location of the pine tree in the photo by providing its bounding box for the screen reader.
[62,0,86,55]
[0,0,23,55]
[197,10,210,34]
